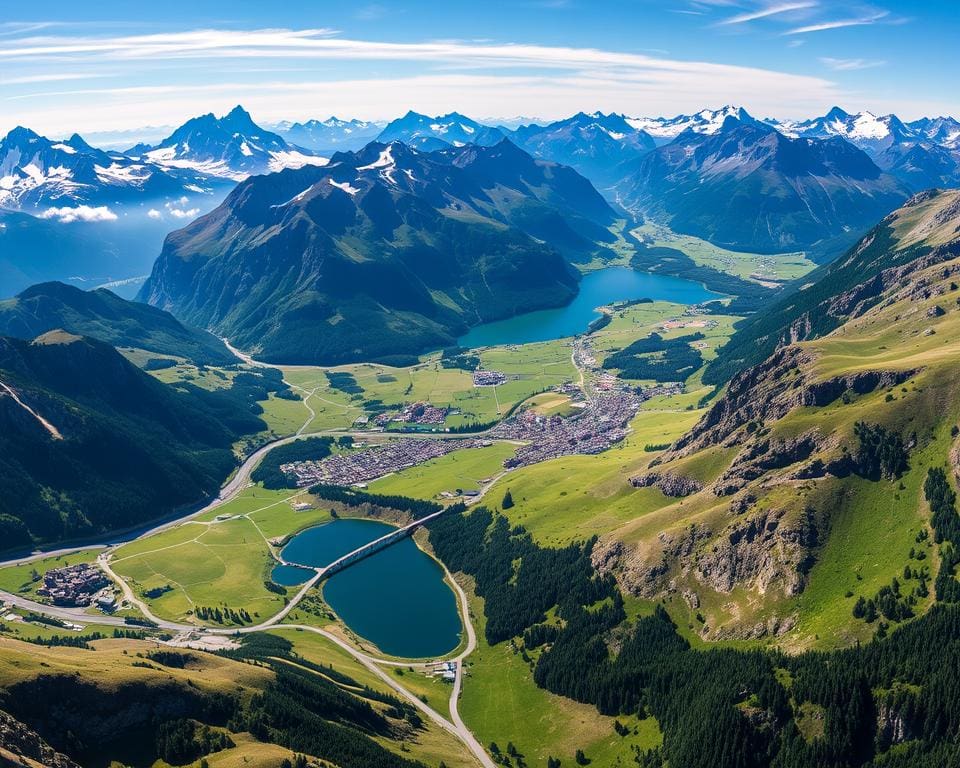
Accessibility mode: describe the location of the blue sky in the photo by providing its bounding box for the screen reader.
[1,0,956,137]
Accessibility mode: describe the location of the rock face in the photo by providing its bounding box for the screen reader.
[630,471,703,497]
[0,709,79,768]
[664,345,916,462]
[695,508,813,596]
[594,524,714,599]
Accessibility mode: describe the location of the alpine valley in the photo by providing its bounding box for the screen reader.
[5,15,960,767]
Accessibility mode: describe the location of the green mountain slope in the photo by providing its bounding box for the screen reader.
[0,331,264,548]
[597,189,960,648]
[0,633,434,768]
[138,140,616,364]
[706,189,960,384]
[0,282,234,365]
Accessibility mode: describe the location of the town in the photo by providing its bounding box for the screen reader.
[281,437,491,487]
[491,391,642,468]
[36,563,112,608]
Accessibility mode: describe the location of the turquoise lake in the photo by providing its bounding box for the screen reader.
[458,266,722,348]
[274,519,462,659]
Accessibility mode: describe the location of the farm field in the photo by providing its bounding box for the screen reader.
[368,441,517,499]
[280,338,577,434]
[109,488,334,625]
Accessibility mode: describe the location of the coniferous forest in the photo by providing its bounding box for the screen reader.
[427,483,960,768]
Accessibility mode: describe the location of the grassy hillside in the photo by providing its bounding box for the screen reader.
[0,633,465,768]
[596,189,960,647]
[0,281,235,366]
[706,189,960,384]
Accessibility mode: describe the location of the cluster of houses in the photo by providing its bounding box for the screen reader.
[472,369,507,386]
[491,392,642,469]
[373,401,450,427]
[282,438,487,487]
[36,563,113,609]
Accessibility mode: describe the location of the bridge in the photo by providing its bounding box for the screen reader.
[258,508,452,629]
[292,508,449,579]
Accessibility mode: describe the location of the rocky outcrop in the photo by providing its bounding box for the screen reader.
[663,342,918,461]
[710,613,797,641]
[0,709,79,768]
[594,524,712,598]
[713,432,820,496]
[630,471,703,497]
[694,508,812,596]
[877,701,913,748]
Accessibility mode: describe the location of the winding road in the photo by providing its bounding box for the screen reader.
[0,347,498,767]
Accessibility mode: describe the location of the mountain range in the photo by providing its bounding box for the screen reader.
[617,118,911,254]
[138,139,616,364]
[509,111,656,190]
[272,117,385,151]
[0,126,228,213]
[128,105,328,180]
[376,110,507,151]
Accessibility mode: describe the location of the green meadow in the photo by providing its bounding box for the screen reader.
[459,583,662,766]
[634,220,816,285]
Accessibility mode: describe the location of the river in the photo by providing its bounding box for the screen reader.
[273,519,462,658]
[457,265,721,348]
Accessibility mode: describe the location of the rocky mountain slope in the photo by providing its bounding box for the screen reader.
[597,189,960,647]
[774,107,960,191]
[377,110,505,150]
[0,126,229,213]
[627,105,761,144]
[618,118,910,254]
[131,105,327,180]
[140,139,615,364]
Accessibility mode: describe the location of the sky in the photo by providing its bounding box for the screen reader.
[1,0,957,139]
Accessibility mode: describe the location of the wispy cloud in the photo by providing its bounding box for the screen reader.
[718,1,817,26]
[1,72,106,85]
[785,10,889,34]
[819,57,885,71]
[0,26,848,133]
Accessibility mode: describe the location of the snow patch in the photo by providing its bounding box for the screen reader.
[329,179,360,196]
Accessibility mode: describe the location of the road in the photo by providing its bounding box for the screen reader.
[0,338,508,766]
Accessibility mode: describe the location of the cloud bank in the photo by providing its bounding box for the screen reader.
[39,205,118,223]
